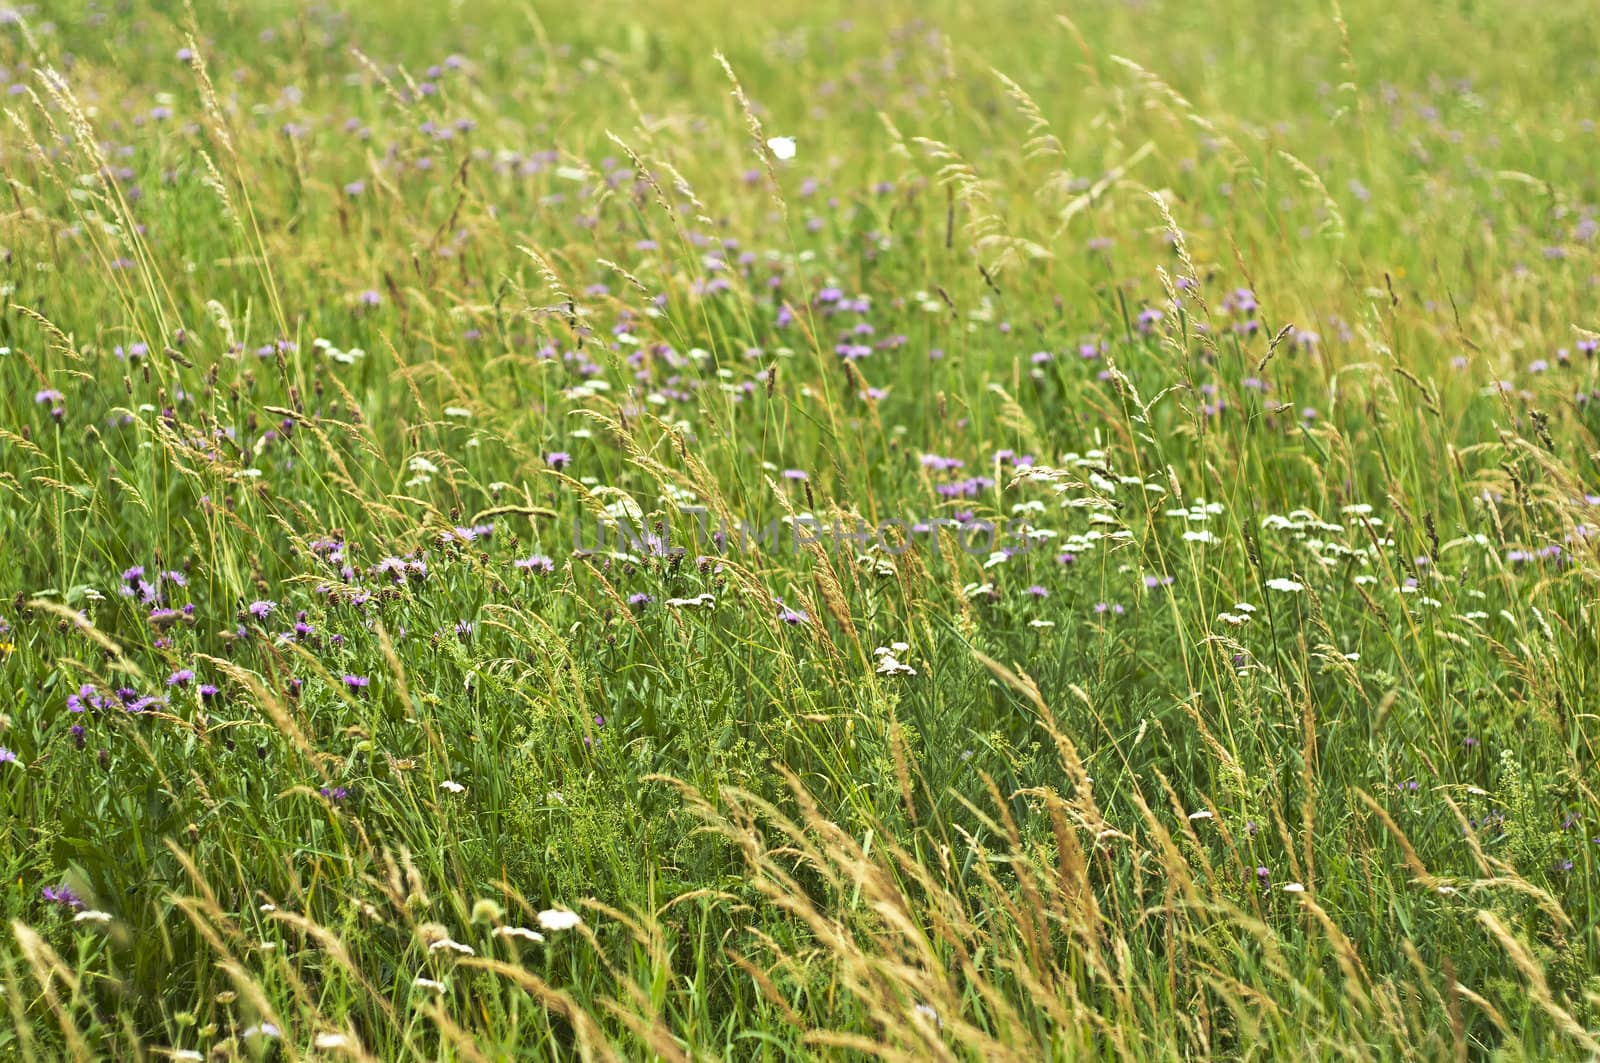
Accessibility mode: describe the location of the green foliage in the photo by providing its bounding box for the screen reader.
[0,0,1598,1058]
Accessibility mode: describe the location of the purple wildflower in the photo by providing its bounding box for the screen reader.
[41,885,84,911]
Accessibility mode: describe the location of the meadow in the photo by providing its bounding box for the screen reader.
[2,0,1599,1057]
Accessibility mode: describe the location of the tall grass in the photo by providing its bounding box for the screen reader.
[1,0,1598,1057]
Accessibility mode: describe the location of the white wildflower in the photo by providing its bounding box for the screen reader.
[537,908,582,932]
[665,593,715,609]
[875,658,916,676]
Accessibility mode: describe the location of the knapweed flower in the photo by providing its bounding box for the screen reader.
[42,884,84,910]
[0,747,19,766]
[67,684,106,713]
[342,674,371,691]
[248,600,277,620]
[545,451,571,470]
[372,556,408,582]
[514,554,555,574]
[166,669,195,687]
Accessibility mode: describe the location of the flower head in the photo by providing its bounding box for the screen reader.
[536,908,582,931]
